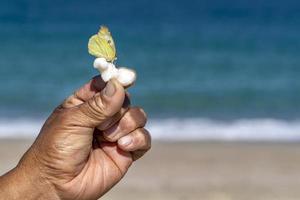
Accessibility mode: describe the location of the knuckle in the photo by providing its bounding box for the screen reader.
[140,128,151,149]
[128,128,151,158]
[134,128,148,141]
[121,107,147,132]
[61,95,73,108]
[49,108,73,126]
[131,107,147,125]
[132,107,147,117]
[138,108,147,119]
[137,108,147,125]
[120,115,137,132]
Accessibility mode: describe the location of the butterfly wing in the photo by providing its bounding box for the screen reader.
[88,26,116,62]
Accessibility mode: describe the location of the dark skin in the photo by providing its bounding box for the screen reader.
[0,76,151,200]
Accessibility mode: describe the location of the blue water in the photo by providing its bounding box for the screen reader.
[1,0,300,121]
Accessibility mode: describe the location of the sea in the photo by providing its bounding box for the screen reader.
[0,0,300,140]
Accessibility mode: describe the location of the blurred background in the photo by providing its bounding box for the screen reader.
[1,0,300,199]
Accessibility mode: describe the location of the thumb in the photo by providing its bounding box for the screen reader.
[73,79,125,127]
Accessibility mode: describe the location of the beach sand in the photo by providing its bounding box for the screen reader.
[1,139,300,200]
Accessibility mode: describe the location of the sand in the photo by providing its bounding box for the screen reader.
[1,139,300,200]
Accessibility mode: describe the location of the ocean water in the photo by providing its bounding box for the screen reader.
[0,0,300,140]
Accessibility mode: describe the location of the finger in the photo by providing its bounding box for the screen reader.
[62,75,106,108]
[99,142,133,176]
[118,128,151,161]
[96,94,131,131]
[102,107,147,142]
[70,79,126,128]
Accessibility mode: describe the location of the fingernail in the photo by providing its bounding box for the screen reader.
[104,81,116,97]
[119,136,132,146]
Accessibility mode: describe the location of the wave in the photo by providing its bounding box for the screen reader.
[1,118,300,141]
[148,118,300,141]
[0,119,44,138]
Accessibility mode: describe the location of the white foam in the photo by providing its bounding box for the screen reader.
[147,118,300,141]
[1,118,300,141]
[0,118,43,138]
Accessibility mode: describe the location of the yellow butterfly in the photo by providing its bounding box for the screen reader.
[88,26,116,62]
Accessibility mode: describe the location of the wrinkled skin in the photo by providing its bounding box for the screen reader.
[0,76,151,200]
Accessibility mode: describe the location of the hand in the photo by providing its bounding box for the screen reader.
[0,76,151,200]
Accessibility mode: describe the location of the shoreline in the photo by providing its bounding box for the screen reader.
[2,117,300,141]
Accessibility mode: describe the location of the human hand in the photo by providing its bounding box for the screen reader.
[0,76,151,200]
